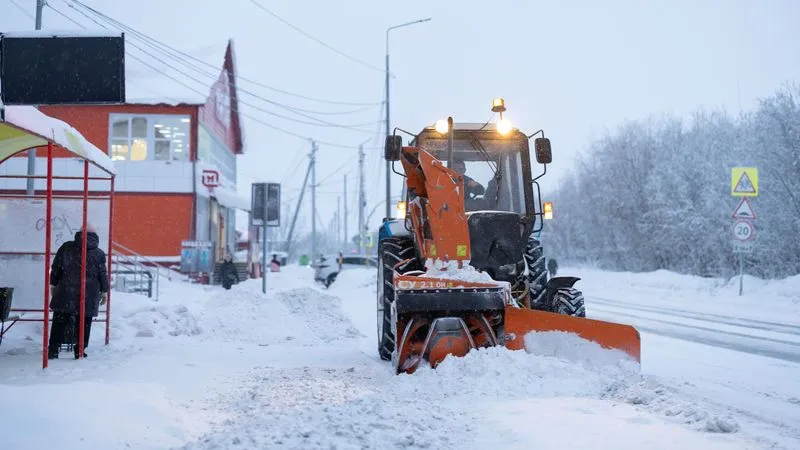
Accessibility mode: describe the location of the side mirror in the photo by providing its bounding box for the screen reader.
[534,137,552,164]
[384,135,402,161]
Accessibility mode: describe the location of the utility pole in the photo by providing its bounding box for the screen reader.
[384,49,391,220]
[343,174,348,250]
[336,196,341,245]
[358,144,366,256]
[285,161,312,254]
[27,0,45,196]
[310,140,318,261]
[35,0,44,28]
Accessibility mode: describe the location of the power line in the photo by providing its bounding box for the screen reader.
[8,0,34,20]
[67,0,376,116]
[316,154,358,186]
[66,0,382,107]
[248,0,384,74]
[48,3,382,149]
[61,1,379,133]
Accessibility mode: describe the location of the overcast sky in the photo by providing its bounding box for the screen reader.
[2,0,799,235]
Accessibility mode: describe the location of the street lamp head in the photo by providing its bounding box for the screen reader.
[387,17,433,36]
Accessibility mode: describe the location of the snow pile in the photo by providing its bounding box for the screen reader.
[273,287,364,343]
[116,302,203,339]
[420,260,502,284]
[524,330,640,373]
[0,287,205,358]
[607,378,740,433]
[182,329,647,449]
[523,331,740,434]
[181,343,639,450]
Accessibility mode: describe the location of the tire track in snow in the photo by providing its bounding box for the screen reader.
[588,302,800,363]
[591,296,800,336]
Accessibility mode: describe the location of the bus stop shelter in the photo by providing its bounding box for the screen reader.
[0,105,116,369]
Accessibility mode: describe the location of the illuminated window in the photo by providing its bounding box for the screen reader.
[108,114,191,162]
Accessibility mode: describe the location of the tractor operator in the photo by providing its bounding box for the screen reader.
[452,160,485,200]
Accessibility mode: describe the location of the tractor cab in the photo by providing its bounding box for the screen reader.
[387,100,553,242]
[412,122,536,216]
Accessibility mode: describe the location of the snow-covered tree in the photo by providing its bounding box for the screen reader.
[547,83,800,279]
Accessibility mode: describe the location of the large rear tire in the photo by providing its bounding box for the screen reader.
[377,237,422,361]
[525,234,586,318]
[524,234,548,309]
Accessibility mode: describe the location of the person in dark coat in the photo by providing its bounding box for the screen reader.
[220,254,240,290]
[48,225,109,359]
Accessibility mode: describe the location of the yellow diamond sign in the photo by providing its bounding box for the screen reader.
[731,167,758,197]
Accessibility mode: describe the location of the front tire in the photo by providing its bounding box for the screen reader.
[377,237,421,361]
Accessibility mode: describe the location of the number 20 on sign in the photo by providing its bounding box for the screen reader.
[733,220,754,241]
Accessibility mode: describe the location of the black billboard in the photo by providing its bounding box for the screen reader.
[0,31,125,105]
[251,182,280,228]
[266,182,280,227]
[251,183,267,227]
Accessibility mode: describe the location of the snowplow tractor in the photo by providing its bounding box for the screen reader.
[377,99,641,375]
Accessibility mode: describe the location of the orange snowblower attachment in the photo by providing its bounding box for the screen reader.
[388,144,641,374]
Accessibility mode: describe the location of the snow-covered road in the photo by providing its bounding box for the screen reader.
[578,268,800,449]
[0,265,797,449]
[589,296,800,362]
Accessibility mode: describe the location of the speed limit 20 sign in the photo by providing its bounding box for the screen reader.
[732,220,755,241]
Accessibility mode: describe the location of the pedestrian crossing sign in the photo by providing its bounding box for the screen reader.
[731,167,758,197]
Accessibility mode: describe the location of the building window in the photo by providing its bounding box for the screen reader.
[108,114,191,162]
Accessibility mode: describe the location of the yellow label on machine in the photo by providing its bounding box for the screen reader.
[456,244,467,257]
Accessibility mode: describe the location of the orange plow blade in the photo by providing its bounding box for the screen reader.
[503,306,642,363]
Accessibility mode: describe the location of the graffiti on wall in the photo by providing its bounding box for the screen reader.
[34,213,78,247]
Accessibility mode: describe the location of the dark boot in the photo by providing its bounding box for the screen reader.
[48,312,70,359]
[73,314,92,359]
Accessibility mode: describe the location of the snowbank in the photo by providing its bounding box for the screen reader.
[181,330,743,449]
[521,332,739,434]
[563,266,800,321]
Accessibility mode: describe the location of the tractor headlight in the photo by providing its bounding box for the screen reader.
[497,118,513,136]
[434,119,449,135]
[543,201,553,219]
[396,200,407,219]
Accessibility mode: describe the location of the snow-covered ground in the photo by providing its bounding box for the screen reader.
[0,264,797,449]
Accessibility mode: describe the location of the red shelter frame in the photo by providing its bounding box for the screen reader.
[0,109,116,369]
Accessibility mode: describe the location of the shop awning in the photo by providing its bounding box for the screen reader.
[0,105,115,174]
[212,185,250,211]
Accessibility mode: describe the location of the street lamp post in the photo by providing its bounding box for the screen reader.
[384,17,431,219]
